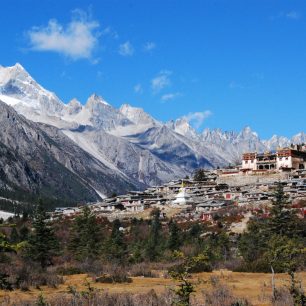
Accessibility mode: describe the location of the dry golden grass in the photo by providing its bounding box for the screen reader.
[0,271,305,305]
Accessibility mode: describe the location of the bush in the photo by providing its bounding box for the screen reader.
[0,263,63,290]
[10,288,173,306]
[95,273,132,284]
[204,282,252,306]
[0,273,13,290]
[56,266,83,276]
[129,263,159,278]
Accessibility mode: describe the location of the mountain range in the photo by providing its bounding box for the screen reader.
[0,63,305,204]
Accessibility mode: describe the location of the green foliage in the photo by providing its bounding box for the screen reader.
[19,225,30,241]
[238,220,268,265]
[168,220,181,251]
[193,168,207,181]
[169,251,210,306]
[145,208,163,261]
[266,235,304,273]
[10,227,19,243]
[206,232,231,263]
[0,273,12,290]
[238,183,305,273]
[0,232,15,253]
[269,182,299,237]
[69,206,102,261]
[105,219,127,263]
[27,200,59,268]
[35,294,48,306]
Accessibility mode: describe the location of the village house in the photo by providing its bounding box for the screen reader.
[241,145,306,172]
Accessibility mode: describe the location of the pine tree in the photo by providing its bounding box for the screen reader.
[193,169,207,181]
[19,225,30,241]
[269,182,298,237]
[0,232,15,253]
[69,206,102,261]
[145,208,162,261]
[10,227,19,244]
[168,220,181,251]
[27,200,59,269]
[107,219,126,263]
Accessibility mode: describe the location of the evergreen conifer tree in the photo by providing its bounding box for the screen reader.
[107,219,126,263]
[269,182,298,237]
[19,225,30,241]
[193,169,207,181]
[69,206,102,261]
[145,208,162,260]
[168,220,181,251]
[10,227,19,244]
[27,200,59,269]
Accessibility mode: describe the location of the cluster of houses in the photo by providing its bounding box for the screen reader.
[55,167,306,222]
[241,145,306,172]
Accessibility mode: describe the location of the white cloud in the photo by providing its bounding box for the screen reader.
[134,83,143,94]
[270,10,301,21]
[229,81,244,89]
[27,10,100,60]
[286,11,300,19]
[101,26,118,39]
[161,92,181,102]
[144,42,156,52]
[182,111,212,129]
[119,41,134,56]
[151,70,172,92]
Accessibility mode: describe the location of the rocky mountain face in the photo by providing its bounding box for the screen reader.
[0,100,139,205]
[0,63,304,204]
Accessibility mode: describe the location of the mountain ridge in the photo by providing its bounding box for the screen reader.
[0,63,304,200]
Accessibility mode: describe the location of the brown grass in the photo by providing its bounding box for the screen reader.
[0,270,305,306]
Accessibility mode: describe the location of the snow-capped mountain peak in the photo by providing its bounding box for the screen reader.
[119,103,158,126]
[0,63,64,115]
[291,132,306,145]
[83,94,132,130]
[65,98,83,115]
[167,117,198,140]
[86,93,110,107]
[0,62,304,187]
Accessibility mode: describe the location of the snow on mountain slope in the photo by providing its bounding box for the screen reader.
[291,132,306,145]
[83,94,132,130]
[0,63,63,114]
[120,104,159,126]
[63,127,184,186]
[263,135,290,150]
[0,62,304,190]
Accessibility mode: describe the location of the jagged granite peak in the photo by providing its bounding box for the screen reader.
[0,62,304,191]
[291,132,306,145]
[85,93,110,107]
[263,135,290,150]
[65,98,83,115]
[237,126,259,140]
[0,100,138,202]
[120,103,158,126]
[167,117,198,140]
[82,94,132,130]
[0,63,64,115]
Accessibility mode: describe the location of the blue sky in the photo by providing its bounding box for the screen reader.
[0,0,305,138]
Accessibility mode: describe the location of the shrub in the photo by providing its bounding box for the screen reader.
[129,263,159,278]
[0,273,13,290]
[95,273,132,284]
[205,282,252,306]
[56,266,83,276]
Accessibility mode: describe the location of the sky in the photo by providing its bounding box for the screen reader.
[0,0,305,139]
